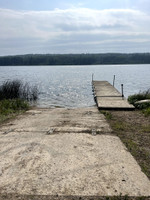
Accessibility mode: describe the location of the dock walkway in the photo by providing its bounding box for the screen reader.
[92,81,134,110]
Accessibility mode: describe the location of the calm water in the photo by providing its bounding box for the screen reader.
[0,64,150,108]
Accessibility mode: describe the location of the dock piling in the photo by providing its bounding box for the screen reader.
[113,75,115,87]
[121,84,124,99]
[92,73,94,82]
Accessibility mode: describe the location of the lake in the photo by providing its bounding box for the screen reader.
[0,64,150,108]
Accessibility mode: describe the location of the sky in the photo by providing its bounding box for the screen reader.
[0,0,150,55]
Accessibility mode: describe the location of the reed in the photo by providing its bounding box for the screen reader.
[0,80,38,101]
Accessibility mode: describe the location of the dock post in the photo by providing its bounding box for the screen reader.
[121,84,124,99]
[113,75,115,87]
[92,73,94,82]
[92,73,94,92]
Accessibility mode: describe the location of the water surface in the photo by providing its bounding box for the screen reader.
[0,64,149,108]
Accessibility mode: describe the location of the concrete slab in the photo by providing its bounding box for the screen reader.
[96,97,134,110]
[1,107,111,134]
[0,108,149,196]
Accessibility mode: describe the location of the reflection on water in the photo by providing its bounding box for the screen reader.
[0,64,150,108]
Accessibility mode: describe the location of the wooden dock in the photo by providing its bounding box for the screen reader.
[92,81,135,110]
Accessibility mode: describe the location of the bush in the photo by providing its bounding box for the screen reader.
[128,89,150,108]
[0,80,38,101]
[135,102,150,110]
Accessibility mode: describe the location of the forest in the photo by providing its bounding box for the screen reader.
[0,53,150,66]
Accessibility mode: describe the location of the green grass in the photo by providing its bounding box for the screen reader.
[141,125,150,133]
[0,80,38,124]
[112,121,127,131]
[100,110,113,120]
[0,99,29,124]
[142,107,150,117]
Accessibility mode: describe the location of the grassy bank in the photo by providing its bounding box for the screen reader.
[0,80,38,124]
[0,99,29,124]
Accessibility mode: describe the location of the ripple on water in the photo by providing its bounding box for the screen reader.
[0,64,150,108]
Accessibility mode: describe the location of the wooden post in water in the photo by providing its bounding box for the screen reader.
[92,73,94,92]
[92,73,94,82]
[121,84,124,99]
[113,75,115,87]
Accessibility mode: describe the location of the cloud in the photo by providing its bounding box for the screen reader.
[136,0,150,13]
[0,7,150,55]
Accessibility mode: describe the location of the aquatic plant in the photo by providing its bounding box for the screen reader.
[0,80,38,101]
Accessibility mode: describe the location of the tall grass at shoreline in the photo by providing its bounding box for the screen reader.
[0,80,38,123]
[0,80,38,101]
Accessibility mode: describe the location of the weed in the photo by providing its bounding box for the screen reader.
[0,99,29,115]
[112,121,127,131]
[125,139,138,152]
[142,107,150,117]
[141,125,150,133]
[0,99,29,123]
[101,110,112,120]
[141,163,150,178]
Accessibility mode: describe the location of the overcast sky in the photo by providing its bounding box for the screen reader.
[0,0,150,55]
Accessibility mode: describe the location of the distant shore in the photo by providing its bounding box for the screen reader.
[0,53,150,66]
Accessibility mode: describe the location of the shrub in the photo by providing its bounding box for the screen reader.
[0,80,38,101]
[128,89,150,109]
[135,102,150,110]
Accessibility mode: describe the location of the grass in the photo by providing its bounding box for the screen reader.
[101,111,113,120]
[0,80,38,124]
[0,80,38,101]
[141,124,150,133]
[0,99,29,123]
[112,121,127,131]
[142,107,150,117]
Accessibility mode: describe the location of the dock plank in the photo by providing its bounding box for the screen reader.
[92,81,134,110]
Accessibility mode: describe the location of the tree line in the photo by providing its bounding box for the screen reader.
[0,53,150,66]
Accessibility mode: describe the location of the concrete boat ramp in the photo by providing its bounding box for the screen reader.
[92,81,135,110]
[0,107,150,198]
